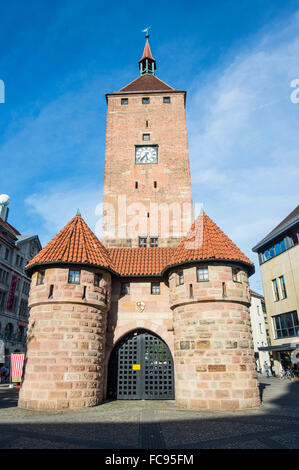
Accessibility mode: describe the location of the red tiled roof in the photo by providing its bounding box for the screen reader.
[167,213,253,268]
[139,40,155,62]
[26,215,112,270]
[118,75,175,93]
[108,247,175,276]
[26,213,254,275]
[0,217,21,237]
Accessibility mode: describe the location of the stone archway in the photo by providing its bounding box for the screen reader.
[107,329,174,400]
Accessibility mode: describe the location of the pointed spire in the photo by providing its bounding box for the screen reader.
[76,208,81,216]
[139,35,156,76]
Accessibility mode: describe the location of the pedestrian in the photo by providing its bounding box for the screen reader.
[264,362,270,378]
[0,365,9,383]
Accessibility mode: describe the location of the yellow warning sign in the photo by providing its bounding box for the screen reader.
[132,364,141,370]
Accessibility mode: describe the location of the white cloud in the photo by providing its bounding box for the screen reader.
[187,10,299,293]
[25,182,102,246]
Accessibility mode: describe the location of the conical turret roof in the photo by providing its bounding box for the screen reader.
[166,212,254,270]
[26,214,113,272]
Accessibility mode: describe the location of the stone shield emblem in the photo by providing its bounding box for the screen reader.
[136,301,145,313]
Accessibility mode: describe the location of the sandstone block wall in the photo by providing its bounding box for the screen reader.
[169,264,260,410]
[18,267,110,411]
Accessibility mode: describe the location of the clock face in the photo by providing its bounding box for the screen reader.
[135,146,158,164]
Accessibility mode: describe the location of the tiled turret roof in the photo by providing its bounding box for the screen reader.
[26,214,112,271]
[166,212,253,270]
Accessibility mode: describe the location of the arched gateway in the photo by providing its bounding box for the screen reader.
[107,329,174,400]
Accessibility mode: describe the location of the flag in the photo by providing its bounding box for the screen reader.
[11,354,24,383]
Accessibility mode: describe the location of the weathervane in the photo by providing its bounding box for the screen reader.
[142,25,152,39]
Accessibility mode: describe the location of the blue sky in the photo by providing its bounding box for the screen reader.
[0,0,299,293]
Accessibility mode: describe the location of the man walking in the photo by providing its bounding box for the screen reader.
[264,362,270,378]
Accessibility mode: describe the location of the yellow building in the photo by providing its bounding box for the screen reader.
[252,205,299,375]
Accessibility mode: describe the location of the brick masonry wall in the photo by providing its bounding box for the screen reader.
[169,264,261,410]
[102,91,193,247]
[18,267,110,411]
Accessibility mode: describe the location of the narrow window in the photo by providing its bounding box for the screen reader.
[189,284,194,299]
[36,270,45,286]
[139,237,147,248]
[279,275,287,299]
[232,268,239,282]
[222,282,227,297]
[197,267,209,282]
[94,273,103,287]
[143,134,150,141]
[135,181,138,189]
[121,282,130,295]
[142,97,150,104]
[150,237,158,247]
[163,97,171,103]
[151,282,160,295]
[147,212,150,218]
[121,98,128,105]
[48,284,54,299]
[82,286,86,300]
[177,272,184,285]
[68,270,80,284]
[145,120,149,128]
[154,181,157,188]
[272,278,280,302]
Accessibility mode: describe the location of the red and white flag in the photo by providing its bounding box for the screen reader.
[10,354,24,382]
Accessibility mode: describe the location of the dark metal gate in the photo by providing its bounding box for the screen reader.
[107,330,174,400]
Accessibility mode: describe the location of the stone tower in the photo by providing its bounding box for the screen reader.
[18,215,112,410]
[166,213,260,410]
[101,37,193,248]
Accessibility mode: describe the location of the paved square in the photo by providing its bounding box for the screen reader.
[0,377,298,449]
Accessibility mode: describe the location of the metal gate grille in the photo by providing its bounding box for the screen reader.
[108,330,174,400]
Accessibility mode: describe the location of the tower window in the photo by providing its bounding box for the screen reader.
[163,97,171,103]
[139,237,147,248]
[36,270,45,286]
[154,181,157,188]
[197,267,209,282]
[135,181,138,189]
[68,270,80,284]
[151,282,160,295]
[177,272,184,285]
[232,268,240,282]
[143,134,150,141]
[94,273,103,287]
[145,120,149,128]
[121,282,130,296]
[150,237,158,247]
[121,98,128,105]
[142,97,150,105]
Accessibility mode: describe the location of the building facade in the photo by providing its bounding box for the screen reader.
[0,195,41,367]
[253,205,299,374]
[249,290,271,371]
[18,38,260,411]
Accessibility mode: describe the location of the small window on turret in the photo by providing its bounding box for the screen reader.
[94,273,103,287]
[197,267,209,282]
[232,268,241,282]
[177,272,184,285]
[121,98,128,105]
[36,270,45,286]
[142,97,150,105]
[163,97,171,103]
[68,270,80,284]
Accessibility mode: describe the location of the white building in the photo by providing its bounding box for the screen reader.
[0,195,41,367]
[250,290,271,371]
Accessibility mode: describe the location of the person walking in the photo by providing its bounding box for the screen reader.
[264,362,270,378]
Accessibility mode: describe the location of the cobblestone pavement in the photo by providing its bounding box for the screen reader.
[0,376,298,449]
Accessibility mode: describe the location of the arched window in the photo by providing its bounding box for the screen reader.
[16,326,24,341]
